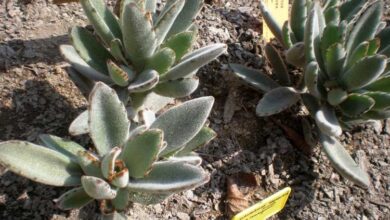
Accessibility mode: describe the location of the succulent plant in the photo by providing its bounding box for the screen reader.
[0,82,216,218]
[60,0,226,116]
[230,0,390,188]
[259,0,368,68]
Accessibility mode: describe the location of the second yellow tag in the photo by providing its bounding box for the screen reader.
[262,0,289,42]
[231,187,291,220]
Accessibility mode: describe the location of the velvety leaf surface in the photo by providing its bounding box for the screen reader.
[122,129,163,178]
[0,141,82,186]
[56,187,93,210]
[230,64,279,92]
[151,97,214,157]
[89,82,130,156]
[39,134,84,161]
[256,87,300,117]
[319,133,370,188]
[127,161,209,193]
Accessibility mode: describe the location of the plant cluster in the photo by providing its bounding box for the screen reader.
[0,0,389,218]
[0,83,216,219]
[231,0,390,188]
[60,0,226,115]
[0,0,223,219]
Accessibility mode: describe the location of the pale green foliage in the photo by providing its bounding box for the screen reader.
[230,0,390,188]
[61,0,226,116]
[0,82,216,217]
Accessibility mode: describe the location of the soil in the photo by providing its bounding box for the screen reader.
[0,0,389,219]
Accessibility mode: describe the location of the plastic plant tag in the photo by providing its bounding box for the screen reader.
[262,0,288,42]
[231,187,291,220]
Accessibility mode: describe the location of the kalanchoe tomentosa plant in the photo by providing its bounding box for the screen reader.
[230,0,390,188]
[0,82,216,219]
[60,0,226,116]
[258,0,369,68]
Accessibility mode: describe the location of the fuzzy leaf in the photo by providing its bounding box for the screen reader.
[128,69,159,93]
[324,6,340,25]
[346,1,383,54]
[166,0,203,37]
[81,176,117,199]
[259,0,283,45]
[122,3,156,70]
[325,43,345,79]
[176,127,216,156]
[256,87,300,117]
[367,38,380,56]
[345,41,369,71]
[101,147,121,179]
[109,39,127,64]
[301,93,320,115]
[229,64,279,92]
[155,0,185,45]
[151,97,214,157]
[110,165,130,188]
[320,24,343,59]
[341,55,386,90]
[70,26,112,75]
[319,133,370,188]
[169,154,202,166]
[39,134,84,161]
[314,105,342,137]
[362,110,390,120]
[161,44,226,80]
[304,61,321,98]
[285,42,305,67]
[378,27,390,51]
[112,188,130,211]
[122,129,163,178]
[77,151,103,178]
[127,161,209,193]
[145,0,156,12]
[69,110,89,136]
[107,60,130,86]
[363,92,390,111]
[143,92,174,113]
[264,44,290,85]
[163,31,197,62]
[364,76,390,93]
[282,21,294,49]
[80,0,121,46]
[154,77,199,98]
[89,82,130,156]
[0,141,82,186]
[339,0,365,21]
[339,94,375,117]
[304,7,320,64]
[145,48,176,75]
[56,187,93,210]
[290,0,307,41]
[327,88,348,106]
[60,45,112,83]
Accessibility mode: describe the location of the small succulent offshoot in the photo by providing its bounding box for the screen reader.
[0,82,216,219]
[230,0,390,188]
[60,0,226,116]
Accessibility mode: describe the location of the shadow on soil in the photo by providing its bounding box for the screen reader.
[0,79,96,219]
[0,34,68,70]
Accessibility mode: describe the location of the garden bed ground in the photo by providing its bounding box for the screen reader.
[0,0,389,219]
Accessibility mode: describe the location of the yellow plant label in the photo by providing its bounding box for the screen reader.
[262,0,289,42]
[231,187,291,220]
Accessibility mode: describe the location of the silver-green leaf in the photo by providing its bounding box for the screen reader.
[89,82,130,156]
[0,141,82,186]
